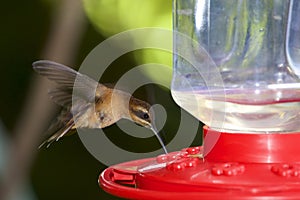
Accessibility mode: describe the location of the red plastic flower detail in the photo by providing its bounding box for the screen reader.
[156,147,203,171]
[166,157,202,171]
[211,163,245,176]
[271,164,300,177]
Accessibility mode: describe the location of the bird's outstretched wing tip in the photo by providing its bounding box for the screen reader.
[32,60,51,67]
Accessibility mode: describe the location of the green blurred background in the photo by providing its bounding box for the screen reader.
[0,0,202,199]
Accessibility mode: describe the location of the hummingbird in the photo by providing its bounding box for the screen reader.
[33,60,168,153]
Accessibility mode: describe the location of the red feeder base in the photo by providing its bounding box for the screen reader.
[99,126,300,199]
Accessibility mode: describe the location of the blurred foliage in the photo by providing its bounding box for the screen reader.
[83,0,172,35]
[83,0,173,86]
[0,0,50,130]
[0,122,37,200]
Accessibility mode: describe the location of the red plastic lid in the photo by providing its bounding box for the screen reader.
[99,127,300,199]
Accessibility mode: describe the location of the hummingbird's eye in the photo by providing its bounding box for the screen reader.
[143,113,149,119]
[132,109,151,123]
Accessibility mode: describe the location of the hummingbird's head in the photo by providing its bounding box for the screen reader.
[128,97,168,154]
[129,97,153,128]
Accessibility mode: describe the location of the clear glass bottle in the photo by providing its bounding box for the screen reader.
[172,0,300,133]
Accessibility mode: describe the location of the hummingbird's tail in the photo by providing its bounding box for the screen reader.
[39,109,75,148]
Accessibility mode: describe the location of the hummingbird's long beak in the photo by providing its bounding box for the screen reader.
[150,125,168,154]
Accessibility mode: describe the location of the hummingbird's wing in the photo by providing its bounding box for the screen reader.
[33,60,108,147]
[32,60,107,106]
